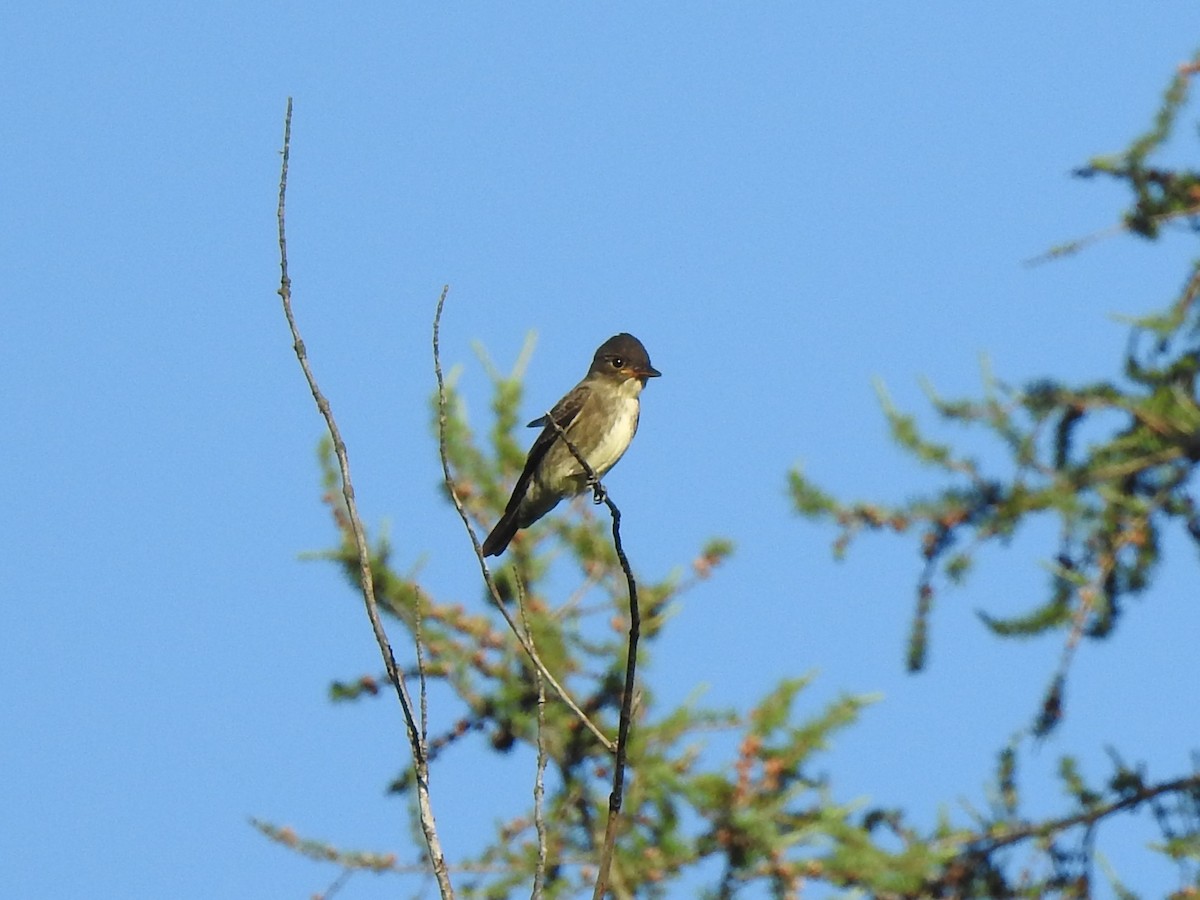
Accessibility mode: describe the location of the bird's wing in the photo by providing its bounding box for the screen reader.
[525,383,587,430]
[500,384,590,517]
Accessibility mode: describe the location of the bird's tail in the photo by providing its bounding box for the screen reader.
[482,511,519,557]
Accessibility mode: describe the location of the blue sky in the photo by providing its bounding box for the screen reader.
[4,5,1199,898]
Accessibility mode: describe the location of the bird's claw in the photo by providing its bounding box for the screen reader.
[589,480,606,505]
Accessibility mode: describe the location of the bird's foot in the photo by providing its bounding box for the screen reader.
[589,480,607,505]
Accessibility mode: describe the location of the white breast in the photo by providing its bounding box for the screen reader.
[585,380,642,477]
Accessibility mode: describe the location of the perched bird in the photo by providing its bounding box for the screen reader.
[482,333,661,557]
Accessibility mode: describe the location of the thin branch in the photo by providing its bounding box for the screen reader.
[516,574,549,900]
[589,492,640,900]
[317,868,354,900]
[432,288,615,754]
[274,98,454,900]
[527,417,641,900]
[416,588,429,746]
[973,773,1200,854]
[533,679,549,900]
[1024,201,1200,266]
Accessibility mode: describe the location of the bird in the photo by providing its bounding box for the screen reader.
[481,333,660,557]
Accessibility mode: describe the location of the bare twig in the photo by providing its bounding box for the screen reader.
[1025,201,1200,266]
[317,868,354,900]
[416,590,429,746]
[589,496,639,900]
[515,575,549,900]
[432,289,615,754]
[529,417,641,900]
[532,678,549,900]
[275,98,454,900]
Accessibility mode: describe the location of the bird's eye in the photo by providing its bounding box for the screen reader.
[610,357,624,368]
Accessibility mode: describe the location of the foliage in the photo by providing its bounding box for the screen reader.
[788,51,1200,893]
[298,384,898,899]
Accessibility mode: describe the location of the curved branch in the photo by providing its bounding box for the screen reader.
[528,415,641,900]
[275,98,454,899]
[432,289,615,754]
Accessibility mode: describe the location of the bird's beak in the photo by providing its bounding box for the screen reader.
[635,365,662,379]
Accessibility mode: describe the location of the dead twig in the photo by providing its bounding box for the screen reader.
[432,289,615,754]
[531,415,641,900]
[274,98,454,899]
[515,574,549,900]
